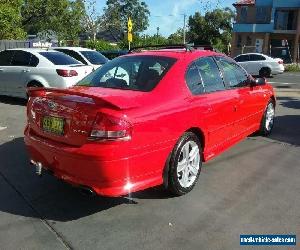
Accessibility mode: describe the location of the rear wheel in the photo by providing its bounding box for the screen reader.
[167,132,202,196]
[259,67,271,78]
[259,100,275,136]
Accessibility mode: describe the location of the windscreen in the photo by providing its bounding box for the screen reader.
[76,55,176,92]
[39,51,82,65]
[80,51,109,65]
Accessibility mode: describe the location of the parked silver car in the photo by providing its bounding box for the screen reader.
[0,48,93,99]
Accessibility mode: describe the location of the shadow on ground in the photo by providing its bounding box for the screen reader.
[277,96,300,110]
[0,138,171,222]
[0,95,27,106]
[270,115,300,146]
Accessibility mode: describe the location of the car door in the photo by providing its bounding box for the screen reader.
[185,57,238,152]
[6,50,35,96]
[0,50,15,94]
[248,54,266,75]
[215,56,265,135]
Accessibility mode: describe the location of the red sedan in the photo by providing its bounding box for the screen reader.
[25,48,276,197]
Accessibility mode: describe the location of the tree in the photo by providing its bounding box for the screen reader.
[81,0,102,41]
[22,0,85,41]
[187,8,235,51]
[102,0,150,34]
[168,28,184,44]
[0,0,26,39]
[187,8,235,52]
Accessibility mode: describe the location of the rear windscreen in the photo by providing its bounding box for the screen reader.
[39,52,81,65]
[76,55,177,92]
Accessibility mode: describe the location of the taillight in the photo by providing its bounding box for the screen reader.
[56,69,78,77]
[90,113,132,140]
[278,60,283,64]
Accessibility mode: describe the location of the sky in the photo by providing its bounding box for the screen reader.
[96,0,237,37]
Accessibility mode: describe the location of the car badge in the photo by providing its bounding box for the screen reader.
[48,101,57,110]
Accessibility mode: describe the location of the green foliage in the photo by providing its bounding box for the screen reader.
[86,39,118,51]
[102,0,150,34]
[187,8,235,53]
[285,63,300,72]
[0,0,26,39]
[22,0,85,41]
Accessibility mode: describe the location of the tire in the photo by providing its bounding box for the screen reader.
[167,132,202,196]
[259,100,275,136]
[259,67,271,78]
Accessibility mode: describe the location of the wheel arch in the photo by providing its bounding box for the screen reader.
[163,127,206,189]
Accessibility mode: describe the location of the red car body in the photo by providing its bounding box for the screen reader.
[24,50,275,196]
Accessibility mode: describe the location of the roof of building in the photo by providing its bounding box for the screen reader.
[233,0,255,6]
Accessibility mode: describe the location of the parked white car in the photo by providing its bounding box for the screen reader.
[234,53,284,77]
[52,47,109,70]
[0,48,93,99]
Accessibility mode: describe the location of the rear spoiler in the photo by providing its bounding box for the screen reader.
[26,87,138,110]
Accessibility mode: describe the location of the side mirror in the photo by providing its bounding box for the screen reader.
[251,77,266,86]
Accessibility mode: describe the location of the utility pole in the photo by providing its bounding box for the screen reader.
[157,27,160,44]
[183,14,186,44]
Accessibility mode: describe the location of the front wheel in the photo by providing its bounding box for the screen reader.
[259,100,275,136]
[167,132,202,196]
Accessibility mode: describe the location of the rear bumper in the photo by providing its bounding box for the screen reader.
[24,128,172,197]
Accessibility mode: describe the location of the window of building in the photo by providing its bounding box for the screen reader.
[256,7,268,23]
[237,35,242,48]
[274,10,297,30]
[246,36,252,46]
[240,6,248,23]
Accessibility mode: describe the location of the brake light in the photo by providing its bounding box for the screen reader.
[56,69,78,77]
[90,113,132,140]
[278,60,283,64]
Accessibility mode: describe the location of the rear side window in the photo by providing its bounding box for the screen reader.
[39,51,81,65]
[195,57,225,93]
[235,55,250,62]
[249,54,266,61]
[77,55,176,92]
[185,63,204,95]
[0,50,14,66]
[55,49,87,64]
[11,51,32,66]
[216,57,249,88]
[80,51,109,65]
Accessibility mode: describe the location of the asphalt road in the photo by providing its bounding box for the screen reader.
[0,73,299,250]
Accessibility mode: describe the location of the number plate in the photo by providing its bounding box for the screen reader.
[42,116,65,135]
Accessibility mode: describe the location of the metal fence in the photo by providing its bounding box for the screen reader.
[0,40,30,51]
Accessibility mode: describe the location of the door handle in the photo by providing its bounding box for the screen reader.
[23,69,30,73]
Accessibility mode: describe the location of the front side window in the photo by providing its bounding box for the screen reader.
[11,51,32,66]
[234,55,250,62]
[0,50,14,66]
[77,56,176,92]
[39,52,81,65]
[216,57,249,88]
[195,57,225,93]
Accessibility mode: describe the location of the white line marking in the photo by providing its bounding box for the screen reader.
[268,81,295,85]
[0,126,7,131]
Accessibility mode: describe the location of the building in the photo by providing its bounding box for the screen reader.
[231,0,300,62]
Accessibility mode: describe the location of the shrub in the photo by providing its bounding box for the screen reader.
[86,40,118,51]
[285,63,300,72]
